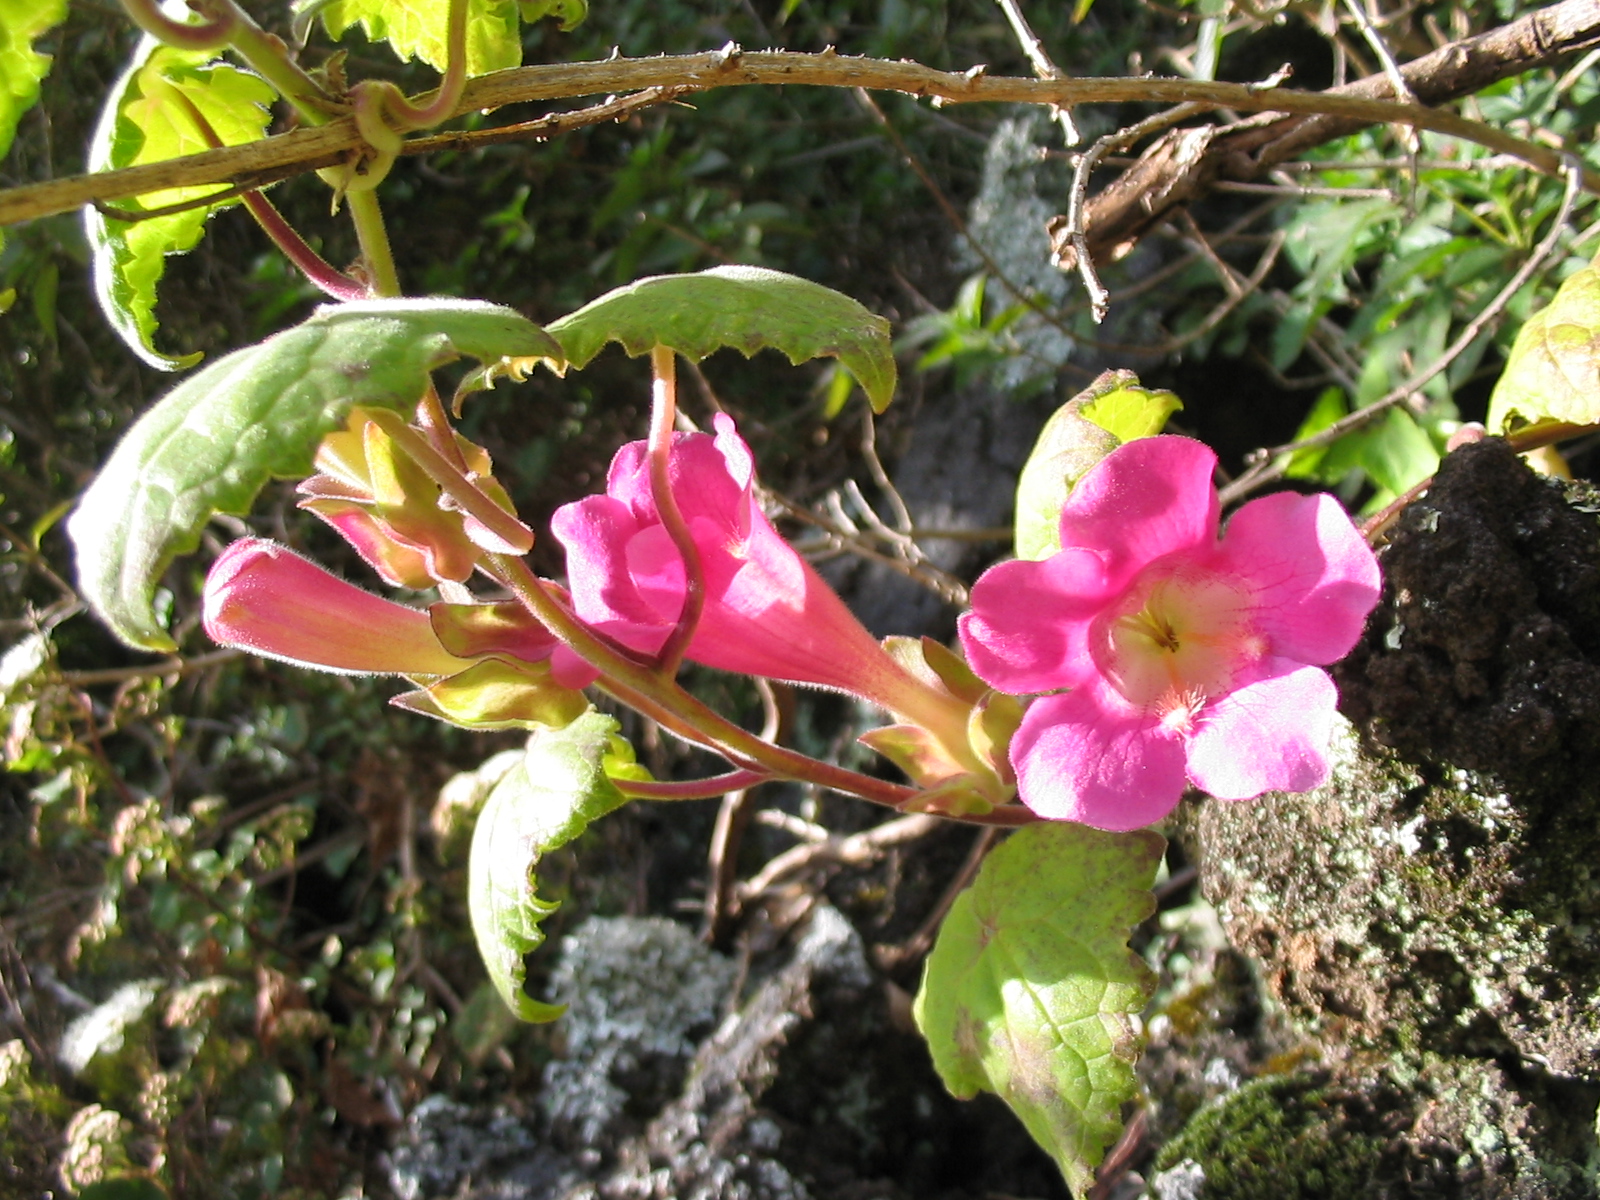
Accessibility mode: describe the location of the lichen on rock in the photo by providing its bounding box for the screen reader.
[1163,440,1600,1197]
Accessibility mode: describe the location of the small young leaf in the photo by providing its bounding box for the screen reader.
[469,712,633,1021]
[913,822,1164,1197]
[0,0,68,163]
[1014,370,1182,561]
[1487,261,1600,433]
[547,266,898,413]
[309,0,525,76]
[69,299,562,651]
[85,40,276,369]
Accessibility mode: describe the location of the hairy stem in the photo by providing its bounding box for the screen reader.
[346,190,401,297]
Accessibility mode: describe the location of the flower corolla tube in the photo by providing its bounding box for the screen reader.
[551,415,936,713]
[959,435,1381,831]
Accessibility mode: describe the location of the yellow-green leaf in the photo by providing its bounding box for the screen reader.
[1487,261,1600,433]
[0,0,67,164]
[308,0,525,75]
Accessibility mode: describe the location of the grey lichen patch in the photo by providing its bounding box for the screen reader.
[542,916,738,1148]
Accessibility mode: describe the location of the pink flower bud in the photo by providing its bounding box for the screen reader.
[202,539,473,676]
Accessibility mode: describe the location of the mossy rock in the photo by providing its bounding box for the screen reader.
[1169,441,1600,1193]
[1151,1057,1594,1200]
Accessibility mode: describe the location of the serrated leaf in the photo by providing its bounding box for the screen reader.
[309,0,525,75]
[0,0,67,163]
[1487,261,1600,432]
[85,39,276,369]
[913,822,1164,1197]
[547,266,898,413]
[469,712,633,1021]
[1016,370,1183,561]
[68,299,562,651]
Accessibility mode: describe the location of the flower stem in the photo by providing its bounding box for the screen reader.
[486,552,1038,824]
[364,411,535,553]
[382,0,470,131]
[346,190,401,297]
[647,345,707,676]
[615,770,770,801]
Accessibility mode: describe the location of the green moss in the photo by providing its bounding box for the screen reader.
[1153,1074,1386,1199]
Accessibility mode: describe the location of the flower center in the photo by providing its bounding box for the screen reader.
[1095,565,1262,718]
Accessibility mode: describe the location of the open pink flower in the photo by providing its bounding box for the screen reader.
[551,415,933,711]
[959,435,1380,831]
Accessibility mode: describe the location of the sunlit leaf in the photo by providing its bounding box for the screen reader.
[518,0,586,31]
[1487,260,1600,432]
[69,299,562,651]
[307,0,525,75]
[85,39,276,369]
[914,822,1163,1196]
[469,713,638,1021]
[0,0,67,166]
[1014,370,1181,561]
[547,266,898,413]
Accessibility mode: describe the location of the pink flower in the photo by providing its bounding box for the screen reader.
[551,415,938,714]
[958,436,1380,831]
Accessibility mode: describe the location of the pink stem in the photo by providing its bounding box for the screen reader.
[615,770,770,801]
[646,346,707,676]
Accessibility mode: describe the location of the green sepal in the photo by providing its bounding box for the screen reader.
[68,299,562,651]
[546,266,898,413]
[914,822,1164,1196]
[1487,260,1600,433]
[0,0,68,165]
[85,38,276,369]
[468,712,634,1021]
[1015,371,1182,561]
[883,635,988,705]
[392,658,591,731]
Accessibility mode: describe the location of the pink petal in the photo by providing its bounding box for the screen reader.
[550,495,671,655]
[1058,436,1221,591]
[1184,663,1336,800]
[959,547,1116,695]
[1011,684,1190,830]
[1214,491,1380,664]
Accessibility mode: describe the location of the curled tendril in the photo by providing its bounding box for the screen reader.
[120,0,238,50]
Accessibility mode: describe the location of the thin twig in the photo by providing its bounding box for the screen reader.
[60,648,243,687]
[873,826,998,970]
[736,813,946,902]
[6,52,1598,228]
[1220,152,1585,505]
[1062,103,1210,320]
[705,679,786,943]
[993,0,1079,144]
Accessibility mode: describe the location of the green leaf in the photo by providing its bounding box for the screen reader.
[547,266,898,413]
[309,0,525,75]
[469,712,633,1021]
[1487,261,1600,432]
[0,0,67,163]
[85,41,276,369]
[518,0,587,31]
[1014,370,1181,561]
[913,822,1164,1197]
[68,299,562,651]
